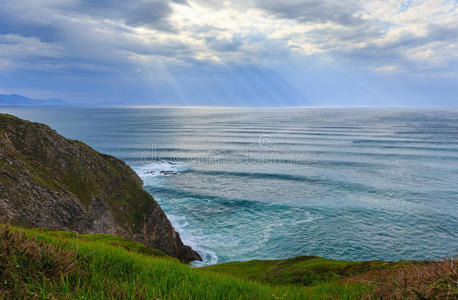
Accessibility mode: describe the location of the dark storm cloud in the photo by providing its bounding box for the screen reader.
[0,8,61,43]
[0,0,195,71]
[195,0,365,26]
[0,0,185,42]
[253,0,364,26]
[0,20,60,43]
[64,0,188,29]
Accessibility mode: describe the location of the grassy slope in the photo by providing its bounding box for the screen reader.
[1,225,368,300]
[2,224,455,299]
[199,256,396,286]
[200,255,457,299]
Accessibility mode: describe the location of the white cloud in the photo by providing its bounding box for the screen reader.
[0,34,64,71]
[374,65,398,73]
[0,0,456,76]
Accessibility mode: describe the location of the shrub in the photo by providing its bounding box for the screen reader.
[346,258,458,299]
[0,223,78,299]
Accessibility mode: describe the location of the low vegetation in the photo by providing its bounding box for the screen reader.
[0,222,455,299]
[346,258,457,299]
[202,255,457,299]
[200,256,397,286]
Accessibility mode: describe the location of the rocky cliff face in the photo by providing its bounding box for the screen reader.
[0,113,201,263]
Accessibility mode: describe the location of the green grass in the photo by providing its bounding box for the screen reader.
[1,225,369,299]
[32,229,172,259]
[200,256,395,286]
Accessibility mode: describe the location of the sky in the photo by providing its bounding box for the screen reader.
[0,0,457,107]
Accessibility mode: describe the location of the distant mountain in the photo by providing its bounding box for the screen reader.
[0,94,66,106]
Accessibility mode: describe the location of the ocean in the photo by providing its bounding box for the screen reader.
[1,106,457,266]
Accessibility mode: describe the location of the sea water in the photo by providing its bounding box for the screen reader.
[2,106,457,266]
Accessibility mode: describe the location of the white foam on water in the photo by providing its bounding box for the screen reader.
[132,161,218,265]
[133,161,188,179]
[290,210,319,224]
[168,214,219,267]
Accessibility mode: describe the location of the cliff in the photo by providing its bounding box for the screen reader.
[0,113,201,263]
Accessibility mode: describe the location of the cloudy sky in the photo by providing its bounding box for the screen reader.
[0,0,457,106]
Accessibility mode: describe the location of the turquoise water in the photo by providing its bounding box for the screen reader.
[1,107,457,266]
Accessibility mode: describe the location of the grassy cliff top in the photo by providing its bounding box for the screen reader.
[0,224,369,299]
[1,223,456,299]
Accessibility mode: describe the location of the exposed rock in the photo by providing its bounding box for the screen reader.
[0,113,201,263]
